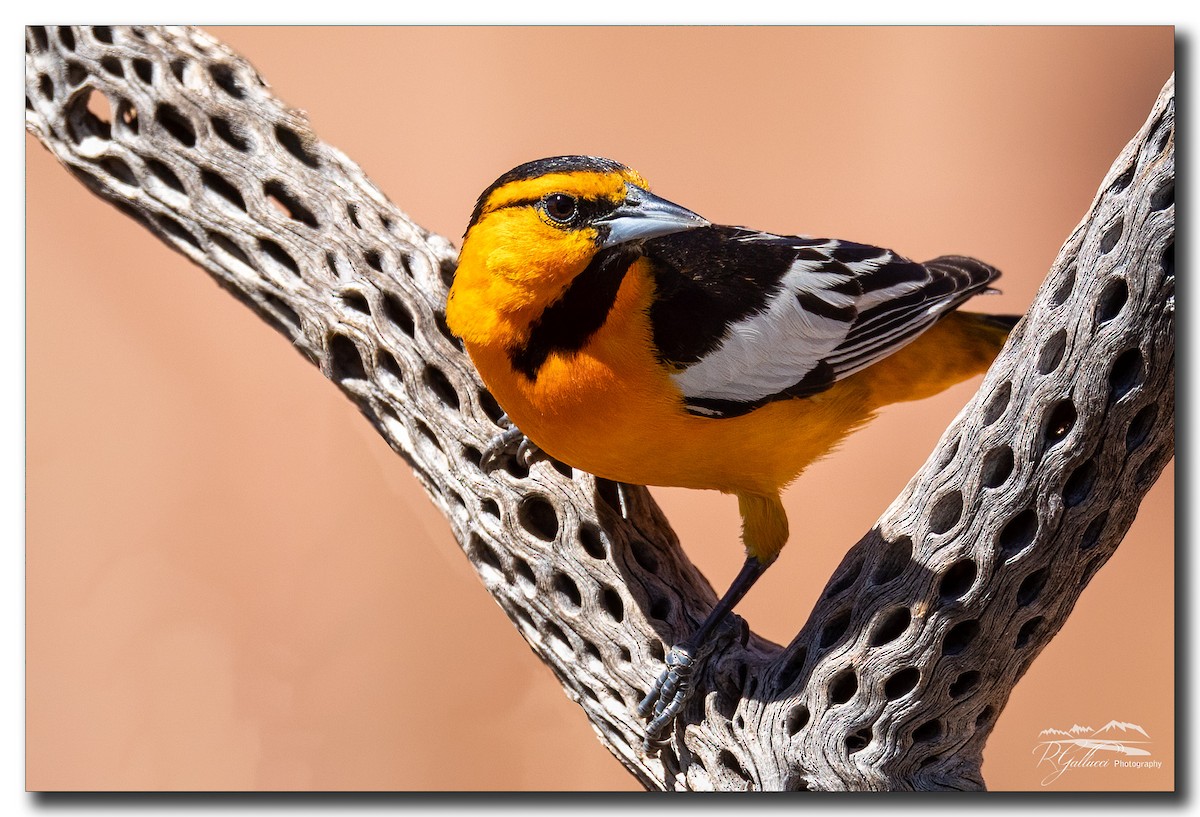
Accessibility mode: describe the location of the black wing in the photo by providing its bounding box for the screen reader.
[642,226,1000,418]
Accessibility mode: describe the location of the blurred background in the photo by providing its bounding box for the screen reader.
[26,26,1174,791]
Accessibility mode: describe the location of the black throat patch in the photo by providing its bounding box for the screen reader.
[509,246,639,380]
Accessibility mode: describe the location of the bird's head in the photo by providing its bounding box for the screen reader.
[448,156,708,346]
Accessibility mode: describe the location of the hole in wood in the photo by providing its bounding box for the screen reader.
[1016,567,1050,607]
[870,607,911,646]
[207,231,256,272]
[980,445,1014,489]
[1063,460,1097,507]
[982,381,1011,426]
[826,557,862,596]
[99,56,124,78]
[828,669,858,705]
[913,719,943,744]
[275,123,321,167]
[1108,347,1144,404]
[340,290,370,315]
[258,237,301,276]
[1151,179,1174,211]
[1016,616,1045,648]
[58,26,76,51]
[600,586,624,622]
[544,621,574,659]
[202,169,246,211]
[155,214,199,249]
[66,62,87,86]
[1037,329,1067,374]
[928,490,963,534]
[553,571,582,612]
[1099,218,1123,254]
[717,750,752,787]
[364,249,383,271]
[423,364,460,410]
[92,25,113,43]
[211,115,250,152]
[1136,445,1166,488]
[578,524,606,559]
[146,159,186,193]
[1125,403,1157,452]
[97,156,137,187]
[468,534,506,583]
[1109,164,1134,193]
[786,705,810,736]
[949,670,981,698]
[884,667,920,700]
[264,179,319,227]
[519,495,559,541]
[513,555,536,589]
[376,350,402,382]
[209,62,246,98]
[1080,511,1108,551]
[1043,399,1077,447]
[938,559,976,601]
[116,99,138,134]
[846,728,873,754]
[649,596,671,621]
[66,87,112,143]
[29,26,49,52]
[329,334,366,381]
[941,620,980,656]
[819,609,852,648]
[1051,265,1076,307]
[777,646,808,689]
[998,508,1038,559]
[629,537,659,572]
[155,103,196,147]
[381,291,416,338]
[1096,277,1129,326]
[133,58,154,84]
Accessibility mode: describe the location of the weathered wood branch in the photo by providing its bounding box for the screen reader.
[25,26,1174,791]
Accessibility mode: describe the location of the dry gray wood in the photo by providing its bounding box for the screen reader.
[25,26,1174,791]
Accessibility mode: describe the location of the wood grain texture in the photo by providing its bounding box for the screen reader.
[25,26,1174,790]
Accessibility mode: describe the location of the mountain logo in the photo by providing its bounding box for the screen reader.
[1033,720,1159,786]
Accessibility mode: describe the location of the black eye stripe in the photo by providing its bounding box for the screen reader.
[486,195,618,226]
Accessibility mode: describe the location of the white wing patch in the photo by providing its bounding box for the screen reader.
[669,253,853,403]
[666,238,997,415]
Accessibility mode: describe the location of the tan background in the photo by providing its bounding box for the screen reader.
[26,27,1174,791]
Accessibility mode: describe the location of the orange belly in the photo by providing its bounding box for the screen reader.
[465,263,1005,498]
[467,265,871,497]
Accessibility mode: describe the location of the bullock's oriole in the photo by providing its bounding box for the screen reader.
[446,155,1018,747]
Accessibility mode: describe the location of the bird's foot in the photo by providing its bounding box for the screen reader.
[636,644,696,751]
[480,414,542,473]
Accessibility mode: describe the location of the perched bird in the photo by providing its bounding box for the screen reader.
[446,155,1018,746]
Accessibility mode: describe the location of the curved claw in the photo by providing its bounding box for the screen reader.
[480,424,524,473]
[637,645,696,749]
[479,413,545,473]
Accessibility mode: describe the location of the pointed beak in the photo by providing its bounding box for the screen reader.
[596,182,709,249]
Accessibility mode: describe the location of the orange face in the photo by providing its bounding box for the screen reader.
[447,166,649,348]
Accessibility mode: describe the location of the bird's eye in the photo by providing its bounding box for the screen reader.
[544,194,578,223]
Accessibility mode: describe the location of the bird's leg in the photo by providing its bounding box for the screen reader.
[480,413,543,472]
[636,555,770,750]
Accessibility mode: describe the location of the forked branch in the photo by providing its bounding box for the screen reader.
[26,26,1174,791]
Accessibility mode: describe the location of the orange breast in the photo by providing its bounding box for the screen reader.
[464,261,885,497]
